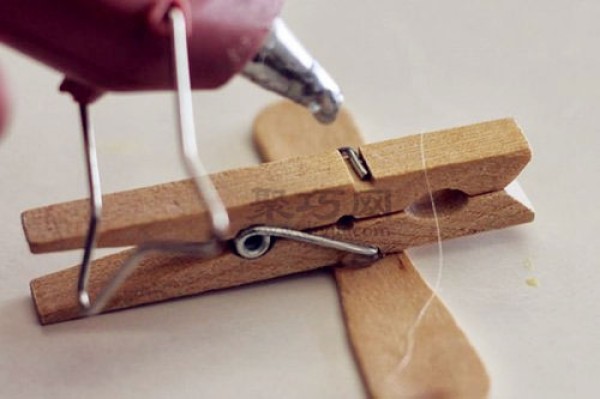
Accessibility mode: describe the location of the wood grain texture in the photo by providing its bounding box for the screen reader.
[255,101,492,398]
[30,183,532,325]
[29,102,532,328]
[31,240,345,325]
[253,101,365,161]
[22,105,530,253]
[336,255,490,399]
[22,151,356,253]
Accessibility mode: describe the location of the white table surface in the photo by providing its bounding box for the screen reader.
[0,1,597,398]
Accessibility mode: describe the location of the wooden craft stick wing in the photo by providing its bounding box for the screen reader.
[253,101,491,398]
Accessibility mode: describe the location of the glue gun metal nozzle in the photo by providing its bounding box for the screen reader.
[242,18,343,124]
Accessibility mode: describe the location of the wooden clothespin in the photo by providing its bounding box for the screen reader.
[22,101,534,397]
[23,102,533,329]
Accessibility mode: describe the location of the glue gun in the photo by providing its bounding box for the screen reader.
[0,0,343,123]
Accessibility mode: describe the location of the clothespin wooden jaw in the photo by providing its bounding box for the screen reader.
[23,102,533,325]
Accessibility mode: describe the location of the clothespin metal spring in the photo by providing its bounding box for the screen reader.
[73,7,382,318]
[234,225,381,261]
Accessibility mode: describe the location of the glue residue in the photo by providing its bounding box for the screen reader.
[526,277,540,288]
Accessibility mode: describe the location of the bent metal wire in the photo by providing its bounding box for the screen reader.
[75,7,380,317]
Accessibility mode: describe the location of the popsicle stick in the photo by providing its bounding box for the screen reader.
[22,110,530,253]
[254,101,491,398]
[253,102,365,161]
[336,255,490,399]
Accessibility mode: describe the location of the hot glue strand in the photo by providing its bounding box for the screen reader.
[393,132,445,376]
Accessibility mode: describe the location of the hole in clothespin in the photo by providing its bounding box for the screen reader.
[405,189,469,218]
[336,215,356,230]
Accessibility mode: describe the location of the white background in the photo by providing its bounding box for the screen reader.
[0,1,597,398]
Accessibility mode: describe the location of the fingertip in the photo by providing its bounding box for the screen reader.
[59,78,103,104]
[147,0,192,37]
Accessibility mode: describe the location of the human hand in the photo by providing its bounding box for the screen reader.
[0,0,282,95]
[0,68,8,137]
